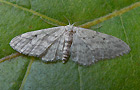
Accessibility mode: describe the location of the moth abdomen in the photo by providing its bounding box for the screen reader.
[62,41,72,62]
[62,31,73,63]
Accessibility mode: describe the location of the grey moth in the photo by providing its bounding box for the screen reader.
[10,24,130,65]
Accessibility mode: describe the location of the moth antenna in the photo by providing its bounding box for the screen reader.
[72,22,76,26]
[64,16,71,25]
[40,17,59,26]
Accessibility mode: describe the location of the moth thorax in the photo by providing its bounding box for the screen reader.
[62,31,73,63]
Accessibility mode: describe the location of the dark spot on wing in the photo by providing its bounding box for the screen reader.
[34,35,37,37]
[103,38,105,40]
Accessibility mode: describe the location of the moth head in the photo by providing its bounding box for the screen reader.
[65,22,76,31]
[65,24,74,31]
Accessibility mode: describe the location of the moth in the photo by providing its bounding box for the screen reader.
[10,24,130,65]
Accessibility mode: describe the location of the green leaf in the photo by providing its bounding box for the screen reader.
[0,0,140,90]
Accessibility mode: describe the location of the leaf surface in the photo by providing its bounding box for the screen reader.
[0,0,140,90]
